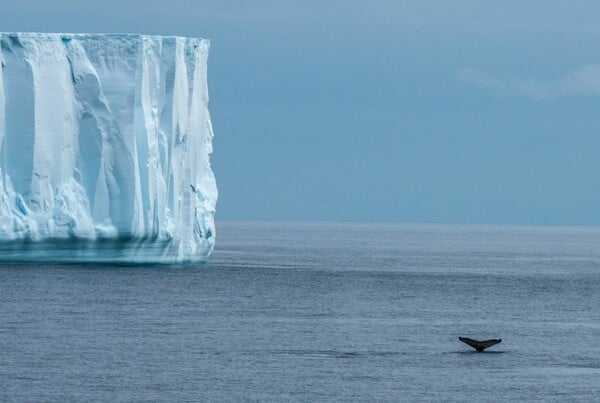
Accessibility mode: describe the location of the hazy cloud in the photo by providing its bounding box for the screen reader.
[460,65,600,99]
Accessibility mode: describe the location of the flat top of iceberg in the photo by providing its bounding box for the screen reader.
[1,33,210,51]
[1,32,208,40]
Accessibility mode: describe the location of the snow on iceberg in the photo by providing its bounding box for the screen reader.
[0,33,217,264]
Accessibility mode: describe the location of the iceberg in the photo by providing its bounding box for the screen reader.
[0,33,217,264]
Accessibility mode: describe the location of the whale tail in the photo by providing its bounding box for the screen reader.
[459,337,502,352]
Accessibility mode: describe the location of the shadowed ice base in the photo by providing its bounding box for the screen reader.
[0,238,211,265]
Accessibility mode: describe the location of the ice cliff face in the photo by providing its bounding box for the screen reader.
[0,33,217,264]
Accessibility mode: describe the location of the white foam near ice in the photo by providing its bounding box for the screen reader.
[0,33,217,264]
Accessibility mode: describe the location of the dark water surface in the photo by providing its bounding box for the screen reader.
[1,221,599,401]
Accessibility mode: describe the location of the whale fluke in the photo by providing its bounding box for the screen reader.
[459,337,501,352]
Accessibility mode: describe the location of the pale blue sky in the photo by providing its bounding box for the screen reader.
[2,1,600,224]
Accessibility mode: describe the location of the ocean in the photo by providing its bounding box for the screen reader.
[1,221,599,401]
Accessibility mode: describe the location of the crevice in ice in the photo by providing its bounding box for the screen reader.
[76,112,102,213]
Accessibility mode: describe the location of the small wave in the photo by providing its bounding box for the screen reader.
[273,349,403,359]
[451,350,507,355]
